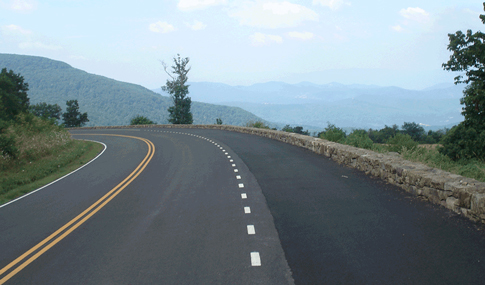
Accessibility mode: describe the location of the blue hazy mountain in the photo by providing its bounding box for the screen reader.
[154,81,464,130]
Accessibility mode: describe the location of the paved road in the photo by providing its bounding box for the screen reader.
[1,127,485,284]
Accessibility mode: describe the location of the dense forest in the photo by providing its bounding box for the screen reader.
[0,54,266,127]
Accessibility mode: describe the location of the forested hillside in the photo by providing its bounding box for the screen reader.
[0,54,264,126]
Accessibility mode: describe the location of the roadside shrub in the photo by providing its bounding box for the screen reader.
[386,133,418,154]
[345,129,374,149]
[282,124,310,135]
[0,134,18,159]
[0,114,72,168]
[130,115,156,125]
[439,122,485,161]
[319,123,346,143]
[245,120,270,129]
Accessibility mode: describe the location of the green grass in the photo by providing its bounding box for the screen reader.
[320,127,485,182]
[0,139,103,205]
[400,146,485,182]
[0,115,104,205]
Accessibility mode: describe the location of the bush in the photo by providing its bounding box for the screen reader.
[319,123,346,143]
[282,124,310,135]
[130,115,156,125]
[368,125,399,143]
[245,120,270,129]
[439,122,485,161]
[345,129,374,149]
[0,134,18,159]
[386,133,418,154]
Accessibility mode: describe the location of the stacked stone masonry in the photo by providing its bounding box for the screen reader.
[74,124,485,224]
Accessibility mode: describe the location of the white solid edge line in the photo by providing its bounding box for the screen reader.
[251,252,261,266]
[0,140,107,209]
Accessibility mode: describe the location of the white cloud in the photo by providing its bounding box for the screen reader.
[1,24,32,35]
[250,32,283,46]
[10,0,37,11]
[288,31,314,40]
[399,7,430,23]
[312,0,350,10]
[149,21,175,33]
[391,25,403,32]
[178,0,225,11]
[187,20,207,30]
[231,1,318,29]
[18,41,62,50]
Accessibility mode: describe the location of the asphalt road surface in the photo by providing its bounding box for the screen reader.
[1,127,485,284]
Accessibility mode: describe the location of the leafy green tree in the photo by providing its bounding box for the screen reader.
[440,3,485,161]
[0,68,30,121]
[460,81,485,128]
[162,54,193,124]
[442,4,485,85]
[30,102,62,121]
[282,124,309,135]
[293,126,310,135]
[62,100,89,127]
[423,129,447,144]
[401,122,425,142]
[130,115,155,125]
[318,123,346,143]
[439,123,485,161]
[345,129,374,149]
[215,118,223,125]
[369,125,400,143]
[282,124,293,132]
[386,133,418,154]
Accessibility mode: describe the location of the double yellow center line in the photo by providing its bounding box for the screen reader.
[0,134,155,284]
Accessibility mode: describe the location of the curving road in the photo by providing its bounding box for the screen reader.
[1,127,485,284]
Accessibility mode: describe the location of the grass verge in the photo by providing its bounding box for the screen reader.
[400,147,485,182]
[0,139,103,205]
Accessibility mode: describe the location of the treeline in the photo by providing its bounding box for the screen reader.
[0,68,88,160]
[0,53,266,127]
[317,122,446,145]
[316,122,447,153]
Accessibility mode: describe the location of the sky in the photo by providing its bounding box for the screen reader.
[1,0,484,90]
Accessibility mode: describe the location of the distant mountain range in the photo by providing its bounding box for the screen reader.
[0,53,465,131]
[0,54,265,127]
[154,81,465,130]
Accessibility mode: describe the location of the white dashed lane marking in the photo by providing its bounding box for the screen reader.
[251,252,261,266]
[147,129,262,268]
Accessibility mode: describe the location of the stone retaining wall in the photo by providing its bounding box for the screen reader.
[74,124,485,224]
